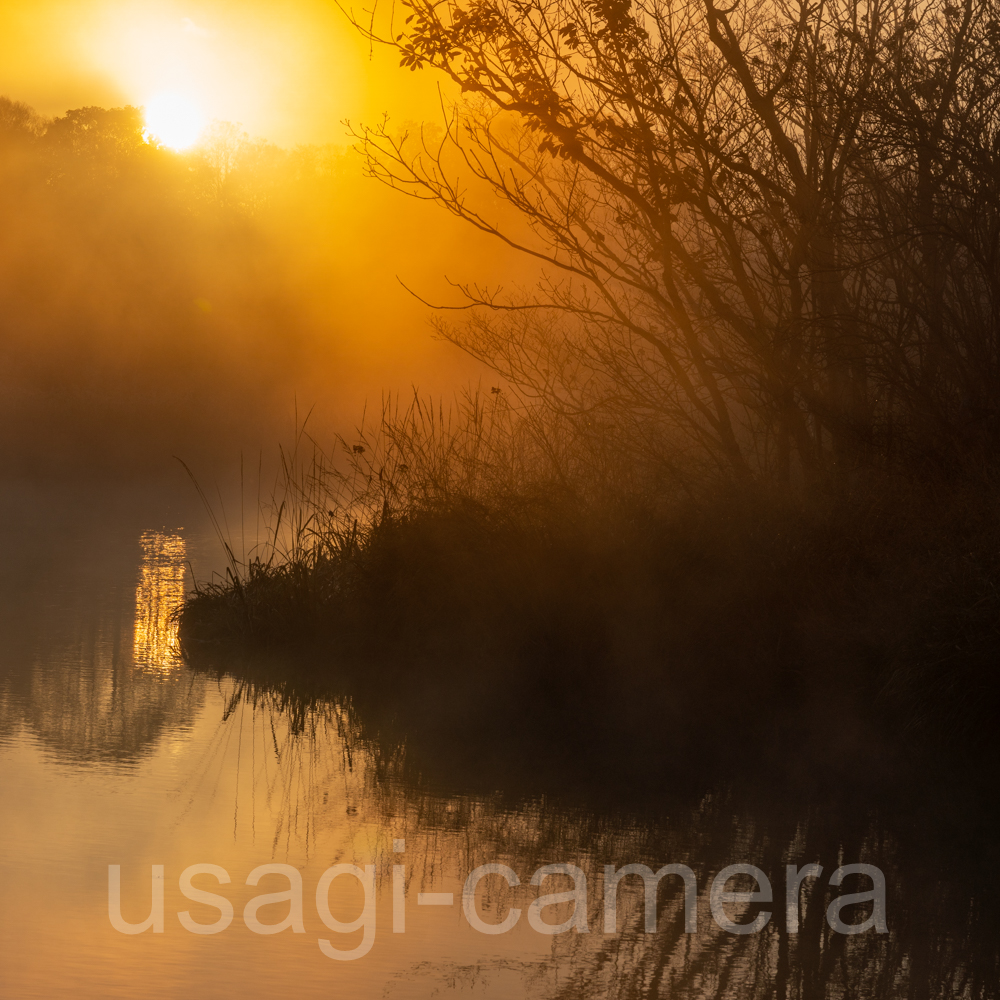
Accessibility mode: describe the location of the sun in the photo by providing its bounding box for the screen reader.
[144,92,206,151]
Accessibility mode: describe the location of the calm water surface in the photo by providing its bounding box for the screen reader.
[0,483,996,999]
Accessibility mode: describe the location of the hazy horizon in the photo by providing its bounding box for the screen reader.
[0,1,450,148]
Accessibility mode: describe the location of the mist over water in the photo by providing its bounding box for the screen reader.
[0,482,997,999]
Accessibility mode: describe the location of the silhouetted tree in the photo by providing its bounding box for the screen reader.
[43,105,160,185]
[0,96,45,140]
[348,0,1000,482]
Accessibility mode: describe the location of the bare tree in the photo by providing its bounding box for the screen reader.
[345,0,1000,483]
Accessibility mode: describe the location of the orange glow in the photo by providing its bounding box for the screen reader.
[0,0,496,477]
[0,1,445,147]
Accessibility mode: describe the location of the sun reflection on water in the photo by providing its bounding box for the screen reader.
[133,530,187,672]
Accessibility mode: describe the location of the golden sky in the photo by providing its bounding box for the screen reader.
[0,0,442,146]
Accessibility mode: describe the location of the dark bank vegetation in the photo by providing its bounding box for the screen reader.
[179,0,1000,781]
[179,392,1000,793]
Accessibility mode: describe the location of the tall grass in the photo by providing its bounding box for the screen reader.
[178,389,1000,782]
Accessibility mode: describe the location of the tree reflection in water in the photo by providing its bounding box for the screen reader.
[197,676,999,1000]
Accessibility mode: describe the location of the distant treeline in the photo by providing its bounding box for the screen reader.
[0,96,471,480]
[0,96,356,214]
[0,97,320,477]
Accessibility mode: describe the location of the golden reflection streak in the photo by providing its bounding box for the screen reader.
[133,530,186,672]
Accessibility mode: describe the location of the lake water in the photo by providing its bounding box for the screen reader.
[1,482,996,999]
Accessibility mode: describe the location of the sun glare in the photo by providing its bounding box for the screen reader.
[144,92,205,150]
